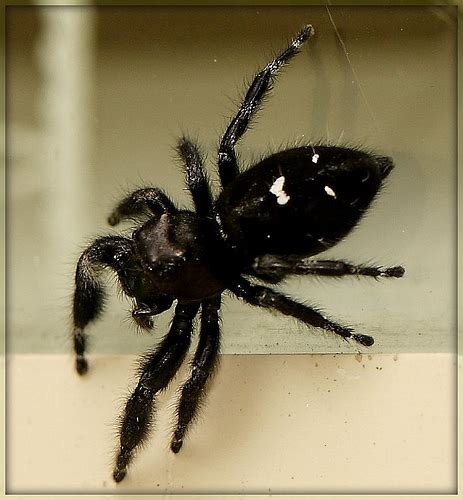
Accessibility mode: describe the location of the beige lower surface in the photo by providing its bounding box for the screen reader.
[6,353,456,494]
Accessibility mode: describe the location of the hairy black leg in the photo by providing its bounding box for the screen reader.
[108,187,177,226]
[252,254,405,282]
[218,25,314,187]
[170,295,221,454]
[231,278,374,347]
[113,302,199,483]
[177,137,214,217]
[73,236,135,375]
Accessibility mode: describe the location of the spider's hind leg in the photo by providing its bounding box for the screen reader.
[217,25,314,187]
[72,236,136,374]
[231,277,374,347]
[252,254,405,282]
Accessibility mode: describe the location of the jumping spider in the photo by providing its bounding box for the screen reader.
[71,25,404,483]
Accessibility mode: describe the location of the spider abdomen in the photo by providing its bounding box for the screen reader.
[216,145,394,260]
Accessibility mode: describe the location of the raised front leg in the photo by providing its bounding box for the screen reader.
[108,187,177,226]
[218,25,314,187]
[113,302,200,483]
[231,278,374,347]
[72,236,135,375]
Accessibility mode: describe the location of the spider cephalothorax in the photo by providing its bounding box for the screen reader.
[71,25,404,483]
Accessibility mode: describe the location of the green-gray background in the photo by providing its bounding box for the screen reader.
[7,5,456,354]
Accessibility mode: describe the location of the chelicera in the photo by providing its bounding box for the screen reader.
[71,25,404,482]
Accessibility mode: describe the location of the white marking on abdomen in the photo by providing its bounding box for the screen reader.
[324,185,336,198]
[269,176,290,205]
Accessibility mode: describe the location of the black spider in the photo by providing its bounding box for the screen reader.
[71,25,405,483]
